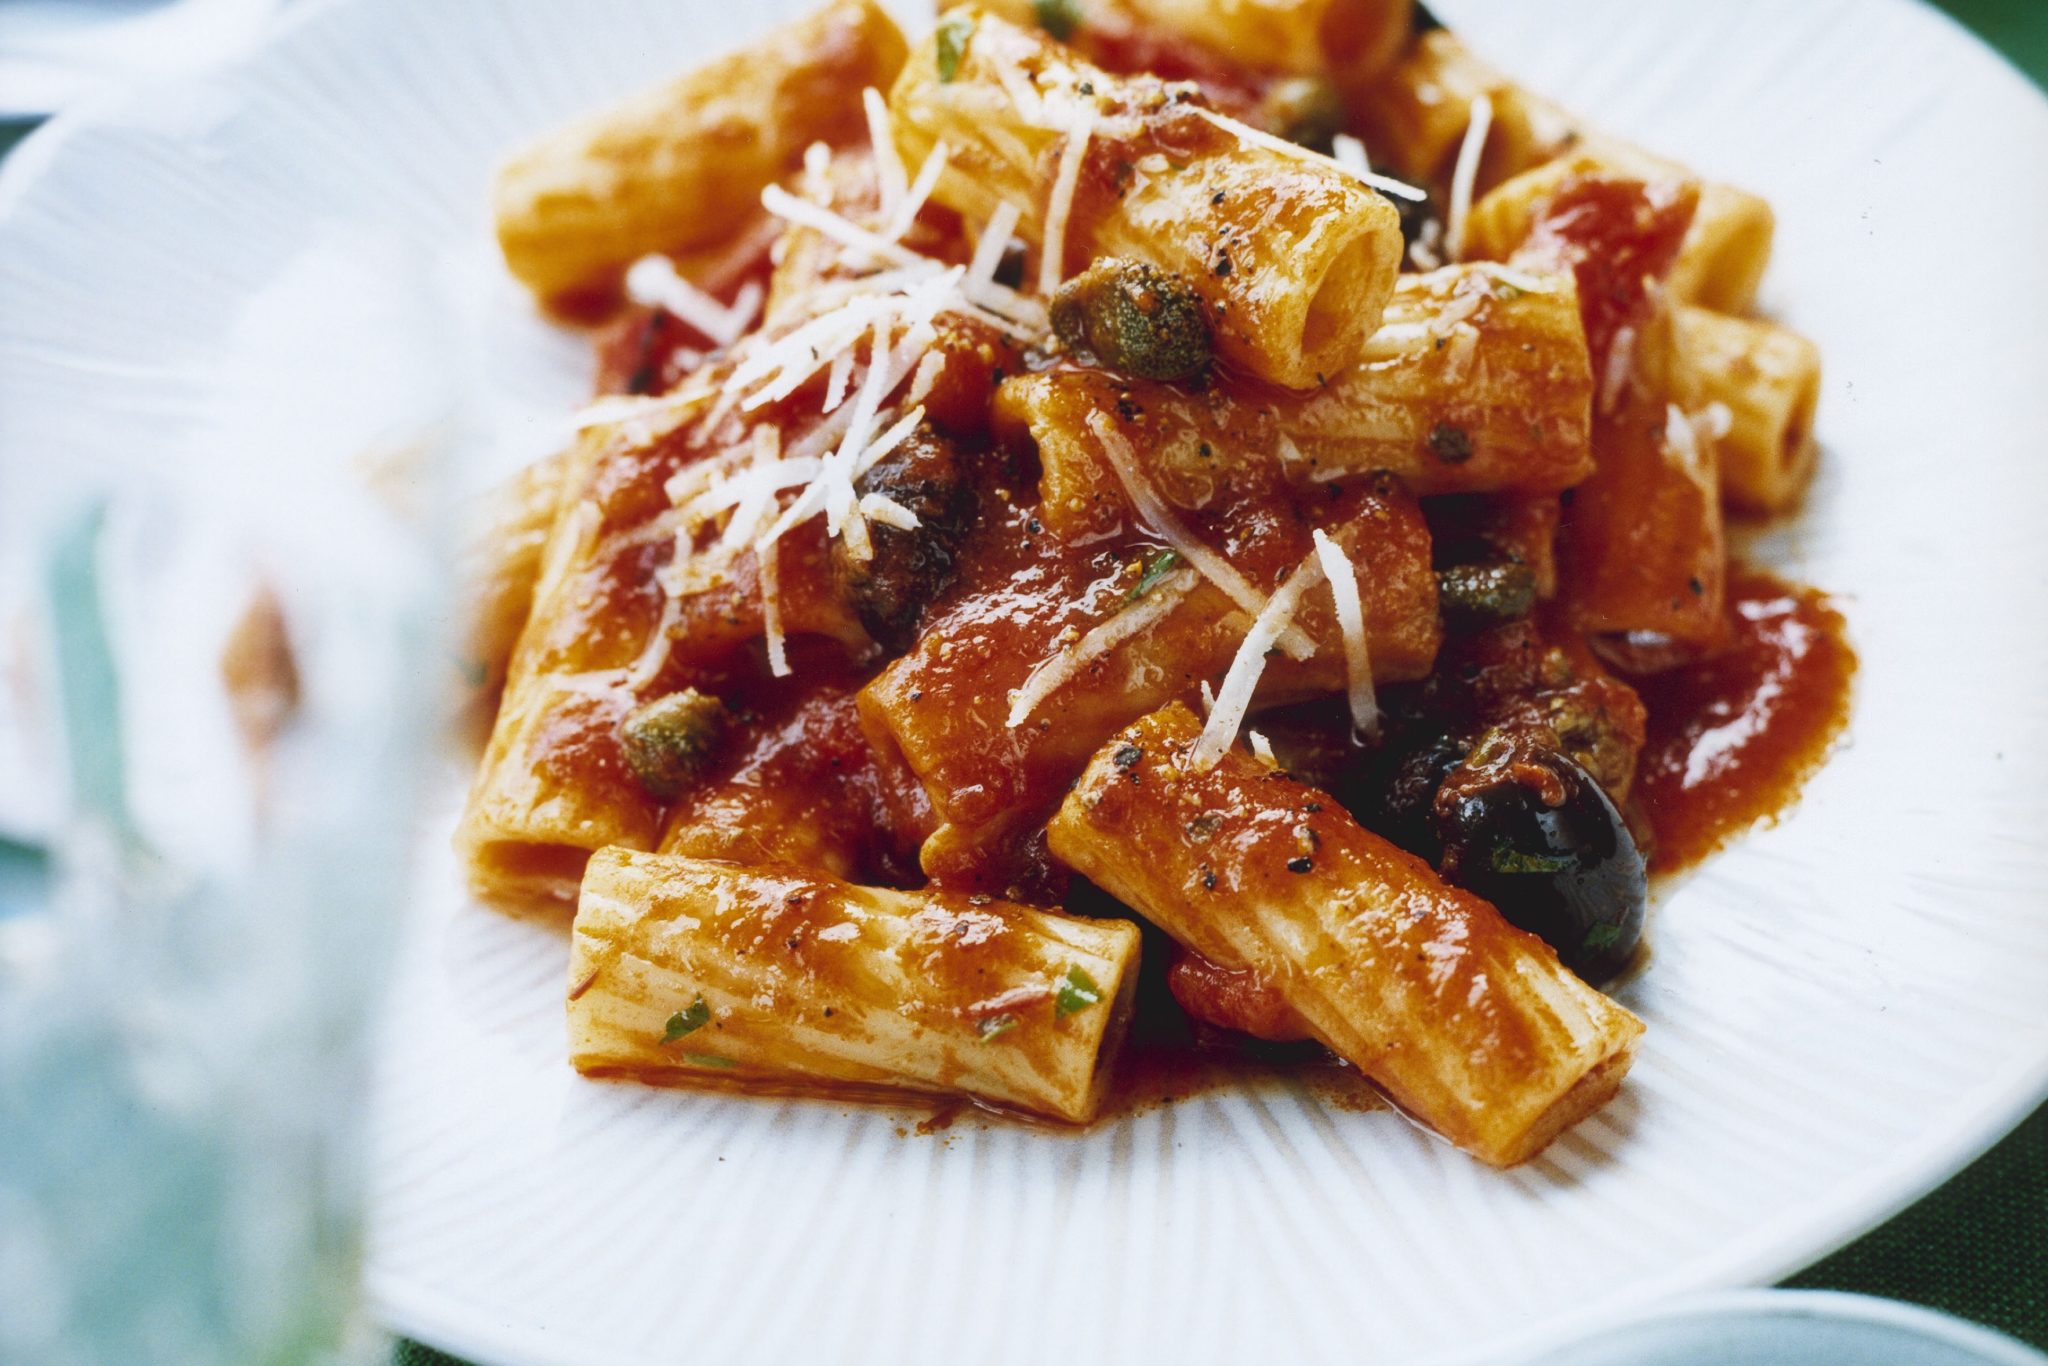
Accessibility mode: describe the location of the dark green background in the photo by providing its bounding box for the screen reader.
[2,2,2041,1363]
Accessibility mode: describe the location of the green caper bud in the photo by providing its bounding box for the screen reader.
[1437,561,1537,627]
[1257,76,1344,153]
[1050,257,1212,382]
[619,688,728,799]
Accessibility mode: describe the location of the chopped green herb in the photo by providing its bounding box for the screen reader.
[978,1013,1019,1041]
[1054,967,1103,1018]
[1124,548,1182,602]
[681,1052,741,1069]
[935,12,975,82]
[661,996,711,1043]
[1491,845,1575,875]
[1582,922,1627,954]
[1032,0,1082,41]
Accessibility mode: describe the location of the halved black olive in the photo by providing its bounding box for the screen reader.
[1435,747,1646,982]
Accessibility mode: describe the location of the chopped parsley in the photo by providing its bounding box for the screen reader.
[1582,922,1627,954]
[661,995,711,1044]
[978,1013,1019,1041]
[1054,966,1103,1018]
[1124,548,1183,603]
[1491,846,1576,875]
[935,12,975,82]
[1032,0,1082,40]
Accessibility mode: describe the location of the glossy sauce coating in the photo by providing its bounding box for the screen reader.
[1632,567,1855,872]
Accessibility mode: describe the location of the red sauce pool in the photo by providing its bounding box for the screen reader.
[1632,567,1857,873]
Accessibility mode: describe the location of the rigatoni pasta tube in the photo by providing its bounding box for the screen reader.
[493,0,908,306]
[567,848,1141,1122]
[1468,166,1728,646]
[1357,30,1775,312]
[1675,304,1822,513]
[457,450,570,720]
[1272,262,1592,495]
[889,10,1404,388]
[965,0,1413,94]
[1046,704,1644,1165]
[457,404,867,908]
[1003,269,1589,537]
[858,477,1438,888]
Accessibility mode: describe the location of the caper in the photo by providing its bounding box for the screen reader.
[1437,560,1537,627]
[619,688,728,799]
[1050,257,1212,382]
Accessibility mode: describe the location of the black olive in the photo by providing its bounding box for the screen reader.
[831,427,976,652]
[1342,730,1469,865]
[1435,749,1646,982]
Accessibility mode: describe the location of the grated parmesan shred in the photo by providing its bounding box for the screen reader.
[1039,108,1096,296]
[1310,528,1378,739]
[1190,551,1326,772]
[1006,569,1199,727]
[1085,412,1315,660]
[1600,324,1637,415]
[1445,92,1494,261]
[883,141,951,244]
[624,255,763,347]
[863,88,907,215]
[1193,107,1427,202]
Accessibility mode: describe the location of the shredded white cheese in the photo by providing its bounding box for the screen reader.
[859,491,921,531]
[823,348,855,411]
[1310,528,1378,739]
[1192,106,1427,202]
[1666,402,1718,495]
[1246,730,1277,764]
[1446,92,1494,261]
[1600,324,1637,414]
[1085,412,1315,661]
[966,201,1022,298]
[758,534,789,677]
[1331,133,1373,179]
[1190,551,1326,772]
[863,87,907,215]
[884,141,951,243]
[1006,569,1198,727]
[761,184,925,269]
[623,255,764,348]
[1040,109,1097,295]
[1479,262,1556,294]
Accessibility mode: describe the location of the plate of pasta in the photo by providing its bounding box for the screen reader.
[4,0,2047,1362]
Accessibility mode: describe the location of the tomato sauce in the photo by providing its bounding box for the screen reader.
[1632,567,1856,872]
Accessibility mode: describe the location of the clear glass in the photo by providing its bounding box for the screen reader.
[0,467,442,1363]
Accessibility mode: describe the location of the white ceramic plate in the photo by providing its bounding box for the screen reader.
[4,1,2047,1362]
